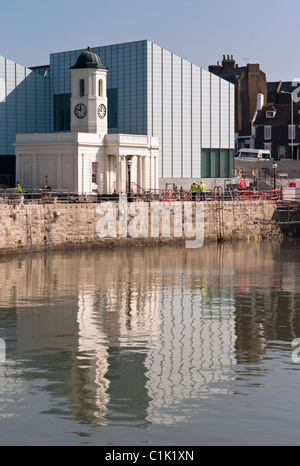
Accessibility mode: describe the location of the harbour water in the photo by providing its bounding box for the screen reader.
[0,239,300,446]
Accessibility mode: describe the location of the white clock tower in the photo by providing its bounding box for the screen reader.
[70,47,108,135]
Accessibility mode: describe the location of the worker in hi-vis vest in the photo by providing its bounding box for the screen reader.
[16,181,25,203]
[190,182,198,201]
[199,181,207,201]
[16,182,26,194]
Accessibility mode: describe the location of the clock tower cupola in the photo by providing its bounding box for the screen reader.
[70,47,108,135]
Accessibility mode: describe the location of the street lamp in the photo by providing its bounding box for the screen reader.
[281,91,294,159]
[126,157,132,202]
[272,163,277,189]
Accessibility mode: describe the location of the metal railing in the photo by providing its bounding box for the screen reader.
[0,186,283,205]
[235,166,291,191]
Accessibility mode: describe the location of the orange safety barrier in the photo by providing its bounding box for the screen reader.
[160,189,167,201]
[238,188,281,201]
[268,189,282,200]
[171,191,178,201]
[160,190,180,201]
[161,190,173,201]
[238,190,254,200]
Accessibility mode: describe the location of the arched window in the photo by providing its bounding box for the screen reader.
[98,79,103,97]
[80,79,85,97]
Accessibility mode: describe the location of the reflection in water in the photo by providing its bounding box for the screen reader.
[0,240,300,439]
[74,264,160,425]
[76,291,110,424]
[146,268,236,424]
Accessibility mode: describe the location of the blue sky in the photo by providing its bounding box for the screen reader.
[1,0,300,81]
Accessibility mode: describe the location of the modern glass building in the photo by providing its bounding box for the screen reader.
[0,40,235,185]
[0,57,50,185]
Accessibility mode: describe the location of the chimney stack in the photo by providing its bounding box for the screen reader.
[222,54,236,70]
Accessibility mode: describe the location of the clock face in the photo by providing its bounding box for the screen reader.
[74,103,87,119]
[98,104,106,119]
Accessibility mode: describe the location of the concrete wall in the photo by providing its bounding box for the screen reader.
[0,200,282,255]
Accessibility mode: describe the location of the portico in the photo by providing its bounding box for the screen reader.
[105,134,158,194]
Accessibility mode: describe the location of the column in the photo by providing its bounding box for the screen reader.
[105,155,110,194]
[120,156,126,193]
[80,153,84,194]
[115,156,120,194]
[142,156,146,191]
[154,155,158,191]
[137,155,145,191]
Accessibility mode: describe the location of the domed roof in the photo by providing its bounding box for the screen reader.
[70,47,108,70]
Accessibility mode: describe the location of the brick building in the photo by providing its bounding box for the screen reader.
[253,81,300,160]
[209,55,267,149]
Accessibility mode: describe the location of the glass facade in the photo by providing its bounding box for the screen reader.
[54,93,71,131]
[1,40,235,181]
[50,41,148,136]
[107,89,118,129]
[146,42,234,178]
[0,56,50,156]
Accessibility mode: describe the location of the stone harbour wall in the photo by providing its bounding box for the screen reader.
[0,200,282,255]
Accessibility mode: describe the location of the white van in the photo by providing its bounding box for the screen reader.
[235,149,271,161]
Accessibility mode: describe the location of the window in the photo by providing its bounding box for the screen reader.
[107,88,118,129]
[201,149,211,178]
[80,79,85,97]
[201,149,233,178]
[54,94,71,131]
[220,149,229,178]
[278,146,285,159]
[288,125,295,140]
[211,149,220,178]
[264,126,271,140]
[266,111,276,118]
[92,162,98,183]
[264,143,272,152]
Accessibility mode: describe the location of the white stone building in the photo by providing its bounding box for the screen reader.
[14,48,159,194]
